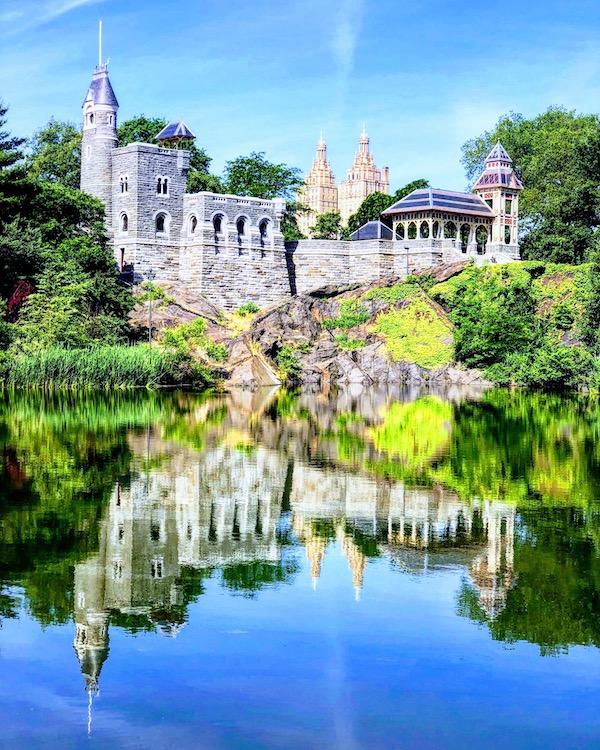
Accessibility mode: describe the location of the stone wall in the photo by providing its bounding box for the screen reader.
[286,239,444,295]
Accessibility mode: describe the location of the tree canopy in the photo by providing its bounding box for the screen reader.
[462,108,600,264]
[347,179,430,233]
[27,118,81,189]
[311,211,343,240]
[223,151,302,200]
[0,104,132,351]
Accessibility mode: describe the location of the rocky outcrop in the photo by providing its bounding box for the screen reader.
[131,263,491,390]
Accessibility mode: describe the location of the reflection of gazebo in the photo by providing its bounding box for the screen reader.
[382,187,495,255]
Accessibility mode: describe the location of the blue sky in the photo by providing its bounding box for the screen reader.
[0,0,598,190]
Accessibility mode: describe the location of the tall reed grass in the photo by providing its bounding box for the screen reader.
[0,345,179,389]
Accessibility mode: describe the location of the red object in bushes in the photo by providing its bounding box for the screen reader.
[7,280,34,320]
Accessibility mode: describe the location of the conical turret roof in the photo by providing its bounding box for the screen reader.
[83,65,119,108]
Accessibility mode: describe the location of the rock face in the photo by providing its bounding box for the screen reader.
[226,263,490,389]
[132,263,491,390]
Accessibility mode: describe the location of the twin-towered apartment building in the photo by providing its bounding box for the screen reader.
[297,128,390,234]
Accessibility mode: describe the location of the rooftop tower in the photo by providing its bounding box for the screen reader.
[80,21,119,228]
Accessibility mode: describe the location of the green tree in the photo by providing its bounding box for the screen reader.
[14,235,132,350]
[311,210,343,240]
[347,179,430,233]
[223,151,302,200]
[0,101,30,224]
[581,244,600,352]
[26,118,81,189]
[462,108,600,264]
[280,201,307,242]
[117,114,168,145]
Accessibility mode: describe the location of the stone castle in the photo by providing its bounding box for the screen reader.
[297,128,390,233]
[80,59,522,310]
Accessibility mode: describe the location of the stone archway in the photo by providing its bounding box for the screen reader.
[460,224,470,252]
[476,225,489,255]
[444,221,457,239]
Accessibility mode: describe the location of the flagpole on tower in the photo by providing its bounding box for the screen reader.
[98,19,103,67]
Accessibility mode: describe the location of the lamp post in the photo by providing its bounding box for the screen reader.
[147,268,155,344]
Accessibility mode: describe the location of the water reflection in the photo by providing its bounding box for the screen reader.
[1,385,600,702]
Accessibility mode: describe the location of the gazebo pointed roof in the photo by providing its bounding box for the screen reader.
[485,141,512,164]
[473,141,523,191]
[156,120,196,143]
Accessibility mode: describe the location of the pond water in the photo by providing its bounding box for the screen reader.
[0,386,599,749]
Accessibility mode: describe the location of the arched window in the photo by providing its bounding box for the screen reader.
[407,222,417,240]
[156,213,166,232]
[432,221,440,239]
[419,221,430,239]
[460,224,470,252]
[120,213,128,232]
[213,214,223,235]
[505,225,512,244]
[89,113,94,125]
[444,221,457,239]
[162,177,168,195]
[259,219,270,246]
[236,217,247,245]
[396,224,405,240]
[156,177,162,194]
[189,215,198,234]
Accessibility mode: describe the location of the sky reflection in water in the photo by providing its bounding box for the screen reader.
[0,386,599,749]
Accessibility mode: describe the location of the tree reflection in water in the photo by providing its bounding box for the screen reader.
[1,385,600,696]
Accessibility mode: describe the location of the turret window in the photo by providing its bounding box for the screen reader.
[151,557,164,579]
[113,559,123,580]
[156,177,169,196]
[120,213,128,232]
[155,212,167,233]
[189,215,198,234]
[505,199,513,215]
[505,226,512,244]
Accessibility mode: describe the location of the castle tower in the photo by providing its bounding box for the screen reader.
[80,46,119,229]
[472,142,522,258]
[297,134,338,237]
[338,126,389,224]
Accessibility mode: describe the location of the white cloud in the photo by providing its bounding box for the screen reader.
[0,0,108,34]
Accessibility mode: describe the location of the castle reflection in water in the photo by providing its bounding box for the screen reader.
[73,387,515,694]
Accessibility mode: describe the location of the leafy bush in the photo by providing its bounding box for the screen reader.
[162,318,228,363]
[335,333,366,351]
[486,344,595,389]
[323,299,370,330]
[433,265,539,369]
[276,344,308,382]
[373,297,453,369]
[237,301,260,317]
